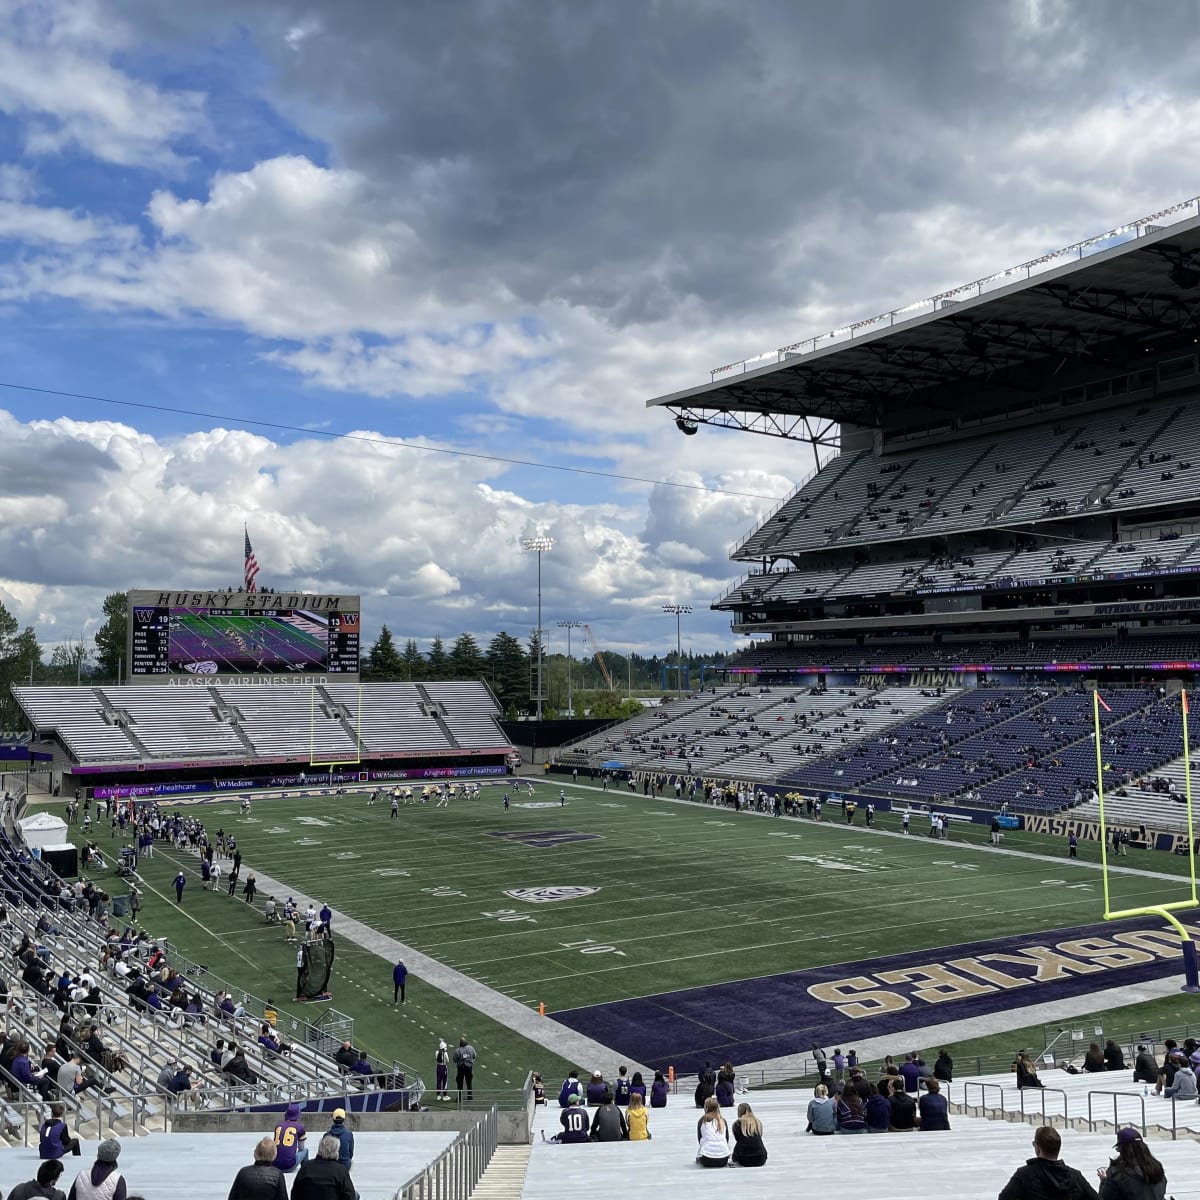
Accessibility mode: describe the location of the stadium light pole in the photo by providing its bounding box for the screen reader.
[557,620,583,716]
[522,536,555,719]
[662,604,692,692]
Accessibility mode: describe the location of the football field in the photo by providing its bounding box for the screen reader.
[129,781,1200,1074]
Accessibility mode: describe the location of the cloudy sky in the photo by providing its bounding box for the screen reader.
[0,0,1197,660]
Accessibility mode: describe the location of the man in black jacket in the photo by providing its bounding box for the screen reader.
[291,1135,355,1200]
[998,1125,1098,1200]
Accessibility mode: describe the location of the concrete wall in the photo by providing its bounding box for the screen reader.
[175,1100,533,1145]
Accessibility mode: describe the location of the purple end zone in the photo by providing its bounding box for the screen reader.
[553,913,1198,1073]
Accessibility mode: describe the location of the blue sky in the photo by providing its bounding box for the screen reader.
[0,0,1198,659]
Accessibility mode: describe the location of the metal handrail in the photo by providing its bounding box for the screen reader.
[1086,1090,1147,1136]
[394,1104,498,1200]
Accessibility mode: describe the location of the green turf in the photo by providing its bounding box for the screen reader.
[70,783,1199,1088]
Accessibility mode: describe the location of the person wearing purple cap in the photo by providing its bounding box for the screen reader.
[272,1102,308,1172]
[1096,1127,1166,1200]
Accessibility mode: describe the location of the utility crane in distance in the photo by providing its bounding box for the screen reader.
[583,624,616,690]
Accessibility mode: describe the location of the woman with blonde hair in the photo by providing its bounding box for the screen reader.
[731,1102,767,1166]
[627,1091,650,1141]
[806,1083,836,1135]
[695,1095,729,1167]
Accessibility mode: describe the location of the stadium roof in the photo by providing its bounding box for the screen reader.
[648,203,1200,440]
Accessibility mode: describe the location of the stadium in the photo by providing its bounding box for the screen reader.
[6,204,1200,1198]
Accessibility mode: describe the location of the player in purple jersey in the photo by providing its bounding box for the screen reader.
[272,1102,308,1171]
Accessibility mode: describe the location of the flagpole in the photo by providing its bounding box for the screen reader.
[1094,689,1112,916]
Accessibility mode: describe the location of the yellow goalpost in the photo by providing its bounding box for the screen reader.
[308,685,363,783]
[1093,688,1199,991]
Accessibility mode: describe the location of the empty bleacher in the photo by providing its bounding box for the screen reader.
[14,681,510,768]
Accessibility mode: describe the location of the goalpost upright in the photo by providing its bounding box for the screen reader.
[1093,688,1200,991]
[309,683,363,784]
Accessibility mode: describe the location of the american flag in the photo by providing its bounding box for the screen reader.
[244,528,260,594]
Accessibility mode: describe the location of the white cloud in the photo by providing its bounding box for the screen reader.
[0,0,205,168]
[0,409,749,654]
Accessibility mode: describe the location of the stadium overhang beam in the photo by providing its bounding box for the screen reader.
[664,404,842,448]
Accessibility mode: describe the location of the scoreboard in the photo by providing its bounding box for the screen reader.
[127,590,360,684]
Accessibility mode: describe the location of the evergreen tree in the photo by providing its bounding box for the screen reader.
[485,632,528,710]
[401,639,425,681]
[426,635,450,679]
[449,632,485,681]
[0,611,39,728]
[93,592,128,682]
[365,625,404,680]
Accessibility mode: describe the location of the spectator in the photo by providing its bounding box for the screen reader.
[998,1125,1098,1200]
[864,1081,891,1133]
[889,1079,917,1131]
[333,1041,357,1073]
[898,1052,921,1092]
[1103,1041,1127,1073]
[629,1070,647,1104]
[1097,1128,1167,1200]
[1013,1051,1045,1090]
[626,1092,650,1141]
[348,1052,375,1086]
[555,1093,590,1143]
[649,1070,669,1108]
[835,1090,866,1134]
[693,1062,716,1108]
[715,1062,736,1107]
[68,1138,127,1200]
[731,1102,767,1166]
[933,1048,954,1082]
[453,1036,476,1101]
[612,1065,631,1107]
[586,1069,607,1106]
[590,1093,629,1142]
[227,1135,287,1200]
[38,1103,81,1160]
[557,1069,583,1108]
[806,1083,836,1135]
[695,1096,729,1168]
[290,1135,355,1200]
[8,1159,66,1200]
[324,1108,354,1169]
[13,1040,55,1101]
[1083,1042,1106,1073]
[918,1077,950,1130]
[1131,1045,1158,1085]
[1162,1053,1196,1100]
[224,1045,258,1087]
[271,1102,308,1173]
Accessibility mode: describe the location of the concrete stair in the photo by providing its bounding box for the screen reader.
[471,1143,532,1200]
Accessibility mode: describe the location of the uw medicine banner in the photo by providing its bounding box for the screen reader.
[555,914,1200,1073]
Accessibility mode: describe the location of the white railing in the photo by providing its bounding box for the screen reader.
[395,1105,499,1200]
[709,196,1200,380]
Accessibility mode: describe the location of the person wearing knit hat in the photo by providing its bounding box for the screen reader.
[69,1139,126,1200]
[325,1109,354,1170]
[435,1038,450,1101]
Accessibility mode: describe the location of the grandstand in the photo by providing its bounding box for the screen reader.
[12,681,514,795]
[629,205,1200,834]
